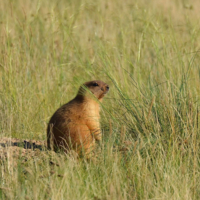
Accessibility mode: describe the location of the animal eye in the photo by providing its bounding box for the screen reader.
[93,82,99,86]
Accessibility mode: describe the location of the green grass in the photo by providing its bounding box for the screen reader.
[1,0,200,199]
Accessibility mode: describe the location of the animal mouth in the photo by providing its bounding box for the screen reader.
[104,89,109,94]
[98,91,109,99]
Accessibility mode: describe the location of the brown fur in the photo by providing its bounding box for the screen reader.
[47,80,109,157]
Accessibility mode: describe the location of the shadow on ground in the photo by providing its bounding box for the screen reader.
[0,137,46,150]
[0,137,47,160]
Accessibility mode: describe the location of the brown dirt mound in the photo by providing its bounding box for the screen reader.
[0,137,46,160]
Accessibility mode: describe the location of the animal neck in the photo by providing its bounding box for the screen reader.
[75,94,100,116]
[75,94,100,104]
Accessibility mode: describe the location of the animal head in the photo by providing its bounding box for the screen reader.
[78,80,109,100]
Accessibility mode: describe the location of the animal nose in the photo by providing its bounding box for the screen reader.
[106,86,109,90]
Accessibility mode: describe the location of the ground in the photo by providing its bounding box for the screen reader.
[0,137,46,160]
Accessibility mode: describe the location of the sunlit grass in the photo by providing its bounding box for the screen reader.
[1,0,200,199]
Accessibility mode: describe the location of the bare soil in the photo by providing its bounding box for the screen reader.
[0,137,132,161]
[0,137,46,160]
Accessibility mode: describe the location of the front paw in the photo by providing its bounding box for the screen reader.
[95,133,102,141]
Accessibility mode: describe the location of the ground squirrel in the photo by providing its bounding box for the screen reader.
[47,80,109,157]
